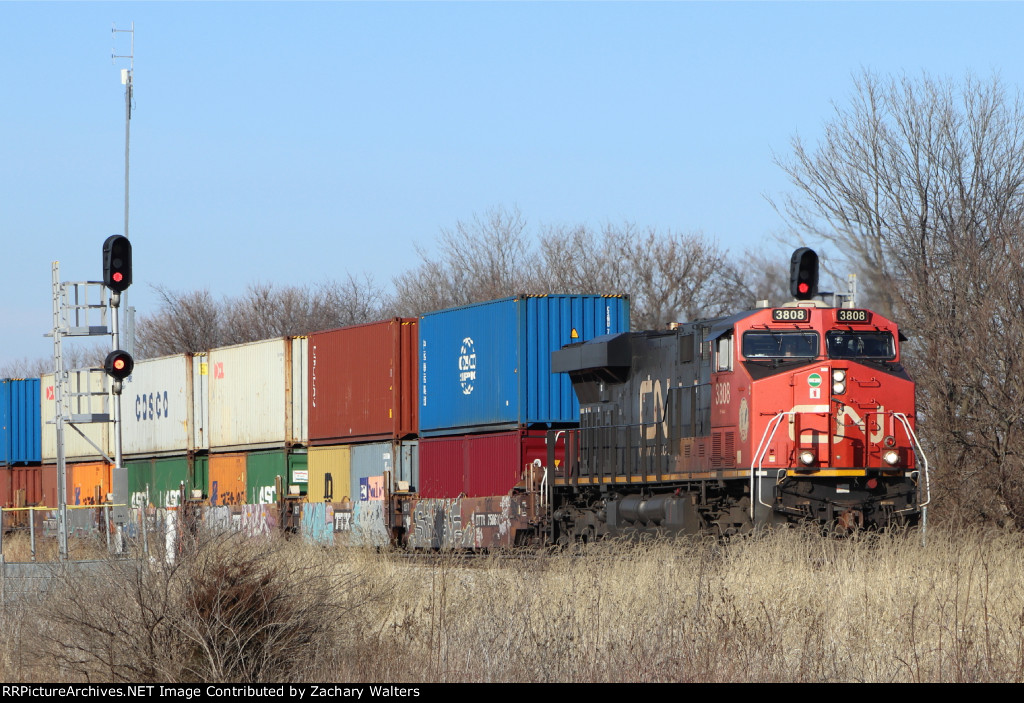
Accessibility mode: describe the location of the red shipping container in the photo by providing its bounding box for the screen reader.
[419,430,560,499]
[0,465,57,508]
[309,318,418,444]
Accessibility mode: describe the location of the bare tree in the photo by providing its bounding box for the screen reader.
[0,342,108,379]
[222,275,391,343]
[774,70,1024,526]
[135,287,224,358]
[541,222,742,329]
[392,205,542,315]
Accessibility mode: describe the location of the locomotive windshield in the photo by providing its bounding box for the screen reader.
[742,331,819,359]
[826,331,895,360]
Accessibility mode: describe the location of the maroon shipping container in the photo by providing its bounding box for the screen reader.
[419,430,560,499]
[0,465,58,508]
[309,318,418,444]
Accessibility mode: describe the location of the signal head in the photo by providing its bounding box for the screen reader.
[104,349,135,381]
[103,234,133,292]
[790,247,819,300]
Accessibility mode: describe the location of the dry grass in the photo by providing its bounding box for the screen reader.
[4,526,1024,682]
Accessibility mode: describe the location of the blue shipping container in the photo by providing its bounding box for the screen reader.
[419,295,630,435]
[0,379,41,465]
[349,440,419,500]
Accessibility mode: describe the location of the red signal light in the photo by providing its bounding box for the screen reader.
[798,282,809,294]
[113,272,123,282]
[103,350,134,381]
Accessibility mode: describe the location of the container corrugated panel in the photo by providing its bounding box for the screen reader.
[289,450,309,492]
[0,465,52,507]
[307,445,350,502]
[0,379,41,465]
[41,372,113,462]
[69,461,111,507]
[192,455,208,500]
[245,449,306,504]
[309,318,418,444]
[419,430,556,499]
[419,295,630,436]
[192,354,210,451]
[207,337,308,451]
[127,456,191,509]
[209,453,247,506]
[120,354,197,457]
[349,440,418,501]
[417,435,464,499]
[126,457,153,509]
[291,338,309,445]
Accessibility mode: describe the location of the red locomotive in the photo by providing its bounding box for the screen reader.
[545,248,929,539]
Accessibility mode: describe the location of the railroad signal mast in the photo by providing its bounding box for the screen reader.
[48,238,134,560]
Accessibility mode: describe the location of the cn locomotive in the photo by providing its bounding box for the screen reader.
[542,248,928,540]
[388,248,928,546]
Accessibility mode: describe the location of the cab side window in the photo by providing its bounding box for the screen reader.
[716,335,733,372]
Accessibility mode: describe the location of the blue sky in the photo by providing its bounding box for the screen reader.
[3,1,1022,368]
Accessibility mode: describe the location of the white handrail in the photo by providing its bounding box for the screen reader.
[892,412,930,509]
[750,411,796,520]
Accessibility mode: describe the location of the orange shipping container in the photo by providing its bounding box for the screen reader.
[69,462,112,506]
[209,453,247,506]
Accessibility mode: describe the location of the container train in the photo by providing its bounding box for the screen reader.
[1,252,928,547]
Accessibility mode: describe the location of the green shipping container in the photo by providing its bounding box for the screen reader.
[246,449,307,505]
[126,456,197,508]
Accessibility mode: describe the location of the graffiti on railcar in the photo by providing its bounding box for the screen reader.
[352,500,389,547]
[408,498,465,549]
[302,502,333,545]
[239,504,274,537]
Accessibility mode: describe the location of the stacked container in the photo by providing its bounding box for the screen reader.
[1,379,41,466]
[1,378,48,528]
[207,337,308,452]
[417,295,629,497]
[117,353,205,510]
[308,319,419,544]
[201,337,308,507]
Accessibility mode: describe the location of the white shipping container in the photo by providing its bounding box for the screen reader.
[41,370,113,462]
[207,337,308,451]
[119,354,205,457]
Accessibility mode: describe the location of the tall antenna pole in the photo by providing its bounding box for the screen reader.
[112,22,134,356]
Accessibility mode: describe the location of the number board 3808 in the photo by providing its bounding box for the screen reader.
[836,309,871,323]
[771,308,810,322]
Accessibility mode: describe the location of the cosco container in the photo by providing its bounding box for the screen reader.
[120,354,207,457]
[1,378,41,465]
[418,295,629,436]
[309,319,418,444]
[418,430,556,499]
[41,371,113,462]
[207,337,308,451]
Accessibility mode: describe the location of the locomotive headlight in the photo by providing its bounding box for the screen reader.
[883,450,901,466]
[832,369,846,394]
[799,450,816,466]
